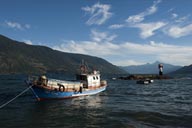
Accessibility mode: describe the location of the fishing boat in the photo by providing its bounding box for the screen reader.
[26,62,107,101]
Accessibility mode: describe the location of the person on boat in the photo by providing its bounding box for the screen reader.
[79,84,83,93]
[42,75,48,86]
[38,75,48,86]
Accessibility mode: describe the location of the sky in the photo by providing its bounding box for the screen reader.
[0,0,192,66]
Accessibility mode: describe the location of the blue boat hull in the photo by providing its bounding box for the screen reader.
[31,85,107,101]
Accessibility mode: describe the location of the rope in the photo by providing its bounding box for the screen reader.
[0,85,33,109]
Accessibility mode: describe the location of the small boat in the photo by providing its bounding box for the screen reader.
[136,80,149,84]
[145,78,154,83]
[136,79,154,85]
[26,62,107,101]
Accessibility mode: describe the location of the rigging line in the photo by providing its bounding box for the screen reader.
[0,85,33,109]
[30,86,39,99]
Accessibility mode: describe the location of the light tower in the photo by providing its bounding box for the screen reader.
[158,64,163,76]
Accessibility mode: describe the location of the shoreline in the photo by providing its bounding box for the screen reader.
[118,74,172,80]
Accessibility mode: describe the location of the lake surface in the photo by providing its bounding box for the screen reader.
[0,74,192,128]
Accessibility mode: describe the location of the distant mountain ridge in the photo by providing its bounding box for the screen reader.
[169,64,192,76]
[120,61,182,74]
[0,34,127,74]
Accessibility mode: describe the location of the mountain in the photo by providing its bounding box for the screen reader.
[169,64,192,76]
[120,61,182,74]
[0,34,127,75]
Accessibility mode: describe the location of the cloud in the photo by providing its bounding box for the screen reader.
[172,13,178,19]
[5,21,30,30]
[90,29,117,42]
[115,60,146,66]
[175,15,190,23]
[161,11,191,38]
[54,30,118,56]
[108,24,124,29]
[54,40,120,56]
[163,12,192,38]
[109,0,164,38]
[82,2,113,25]
[23,39,33,45]
[126,0,165,38]
[165,24,192,38]
[126,0,161,23]
[6,21,22,30]
[131,22,167,38]
[168,8,174,13]
[53,30,192,66]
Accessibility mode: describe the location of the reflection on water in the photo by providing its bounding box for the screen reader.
[70,95,104,108]
[21,94,106,128]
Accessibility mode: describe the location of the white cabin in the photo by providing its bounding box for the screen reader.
[76,71,101,88]
[87,74,100,86]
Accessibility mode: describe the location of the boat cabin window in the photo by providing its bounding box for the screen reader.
[76,75,87,81]
[93,76,95,80]
[80,75,87,81]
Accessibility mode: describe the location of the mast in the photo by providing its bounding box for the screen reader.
[80,59,88,74]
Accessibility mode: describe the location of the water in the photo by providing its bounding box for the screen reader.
[0,74,192,128]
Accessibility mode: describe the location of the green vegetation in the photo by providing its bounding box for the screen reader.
[0,35,127,75]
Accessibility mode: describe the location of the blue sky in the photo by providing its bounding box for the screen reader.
[0,0,192,66]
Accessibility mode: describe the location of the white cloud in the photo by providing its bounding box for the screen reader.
[126,15,144,24]
[131,22,167,38]
[23,39,33,45]
[172,13,178,19]
[126,0,161,23]
[168,8,174,13]
[107,0,167,38]
[90,29,117,42]
[5,21,30,30]
[54,40,119,56]
[54,30,118,56]
[108,24,124,29]
[165,24,192,38]
[6,21,22,30]
[53,30,192,66]
[158,53,192,66]
[175,15,189,23]
[120,41,192,66]
[54,40,192,66]
[82,2,112,25]
[115,60,146,66]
